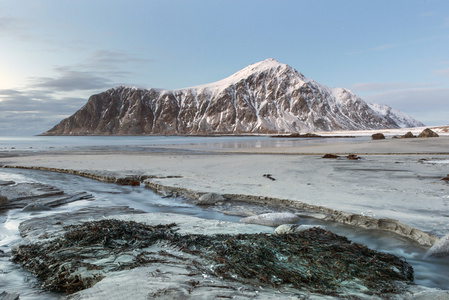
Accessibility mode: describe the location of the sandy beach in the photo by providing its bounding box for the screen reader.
[2,134,449,238]
[1,131,449,299]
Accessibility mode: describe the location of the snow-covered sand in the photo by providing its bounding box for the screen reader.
[2,130,449,299]
[1,133,448,239]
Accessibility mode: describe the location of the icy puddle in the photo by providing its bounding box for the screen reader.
[0,168,448,299]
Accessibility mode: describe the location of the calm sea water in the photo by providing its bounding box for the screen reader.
[0,135,364,153]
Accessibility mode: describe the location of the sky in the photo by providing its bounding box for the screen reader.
[0,0,448,136]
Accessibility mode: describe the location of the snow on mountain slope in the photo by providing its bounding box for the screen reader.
[42,59,424,135]
[367,102,425,128]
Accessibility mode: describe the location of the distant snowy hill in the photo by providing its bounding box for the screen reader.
[367,102,424,128]
[43,58,424,135]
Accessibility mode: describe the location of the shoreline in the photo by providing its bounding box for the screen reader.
[0,164,440,246]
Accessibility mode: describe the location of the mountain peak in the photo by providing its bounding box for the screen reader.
[43,59,424,136]
[192,58,301,92]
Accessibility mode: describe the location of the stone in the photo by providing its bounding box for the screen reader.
[115,177,140,186]
[197,193,225,206]
[347,154,361,160]
[418,128,439,138]
[424,233,449,258]
[0,291,20,300]
[442,174,449,182]
[22,202,52,212]
[0,195,7,206]
[371,133,385,140]
[274,224,327,234]
[322,154,339,159]
[401,131,415,138]
[240,212,300,227]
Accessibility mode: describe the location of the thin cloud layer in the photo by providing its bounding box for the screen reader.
[32,70,114,92]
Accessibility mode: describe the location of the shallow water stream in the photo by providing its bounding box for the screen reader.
[1,168,448,299]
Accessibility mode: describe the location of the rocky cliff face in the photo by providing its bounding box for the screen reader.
[43,59,424,135]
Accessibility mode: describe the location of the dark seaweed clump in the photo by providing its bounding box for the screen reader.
[12,219,413,296]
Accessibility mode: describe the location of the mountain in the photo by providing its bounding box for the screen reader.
[42,58,424,135]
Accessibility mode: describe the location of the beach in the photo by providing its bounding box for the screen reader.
[1,131,449,299]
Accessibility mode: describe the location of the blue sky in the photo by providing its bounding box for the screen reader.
[0,0,448,135]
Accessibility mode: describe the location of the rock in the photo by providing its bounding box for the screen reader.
[322,154,339,159]
[410,290,449,299]
[0,291,20,300]
[263,174,276,181]
[418,128,439,138]
[424,233,449,258]
[274,224,327,234]
[0,180,15,186]
[197,193,225,206]
[401,131,415,138]
[22,202,52,212]
[0,195,7,206]
[371,133,385,140]
[240,212,300,227]
[347,154,361,160]
[442,174,449,182]
[115,177,140,186]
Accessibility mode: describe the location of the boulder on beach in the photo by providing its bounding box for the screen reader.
[371,133,385,140]
[0,195,7,206]
[401,131,415,138]
[197,193,225,206]
[240,212,300,227]
[418,128,439,138]
[322,154,339,159]
[424,233,449,258]
[274,224,327,234]
[347,154,361,160]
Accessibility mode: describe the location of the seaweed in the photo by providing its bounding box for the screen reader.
[12,219,413,296]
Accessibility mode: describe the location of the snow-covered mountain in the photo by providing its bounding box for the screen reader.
[42,58,424,135]
[367,102,424,129]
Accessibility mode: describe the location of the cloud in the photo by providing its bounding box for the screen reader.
[0,88,86,135]
[85,50,153,70]
[29,50,153,92]
[32,69,114,92]
[433,67,449,77]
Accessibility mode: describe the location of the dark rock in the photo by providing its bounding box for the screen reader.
[418,128,439,138]
[371,133,385,140]
[115,177,140,186]
[0,291,20,300]
[263,174,276,181]
[0,180,15,186]
[322,153,339,158]
[0,195,7,206]
[347,154,361,160]
[442,174,449,182]
[401,131,415,138]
